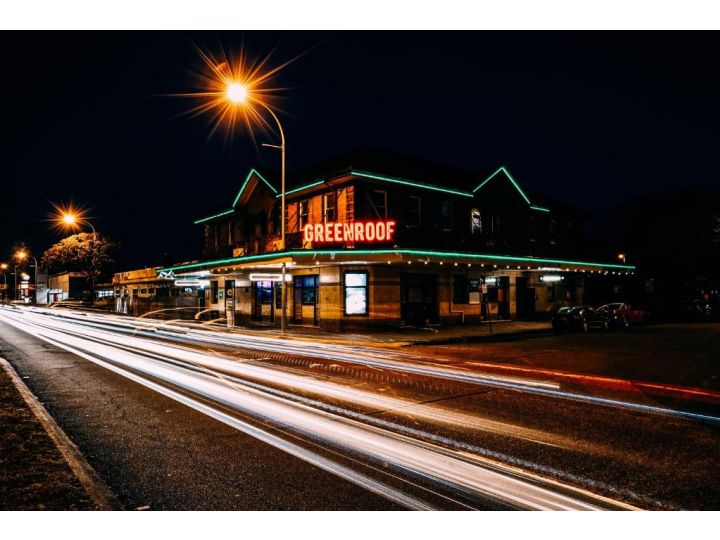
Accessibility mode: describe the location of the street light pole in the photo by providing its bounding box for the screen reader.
[258,101,287,334]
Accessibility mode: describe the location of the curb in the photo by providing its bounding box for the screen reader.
[0,357,123,510]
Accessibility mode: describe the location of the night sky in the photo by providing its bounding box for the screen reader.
[1,31,719,270]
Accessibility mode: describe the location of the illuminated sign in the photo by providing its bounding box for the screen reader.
[539,275,563,283]
[303,220,396,244]
[249,273,291,282]
[174,279,210,287]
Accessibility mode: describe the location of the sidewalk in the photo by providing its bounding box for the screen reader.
[0,358,118,510]
[215,320,552,348]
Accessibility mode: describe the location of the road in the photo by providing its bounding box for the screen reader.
[1,305,719,510]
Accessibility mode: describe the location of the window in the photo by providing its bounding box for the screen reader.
[323,192,337,222]
[344,271,368,315]
[407,196,421,227]
[471,207,482,235]
[453,275,469,304]
[211,281,218,303]
[294,275,318,306]
[441,201,453,230]
[369,189,387,219]
[299,200,309,229]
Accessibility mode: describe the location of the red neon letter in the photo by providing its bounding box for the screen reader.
[343,223,354,242]
[354,222,365,241]
[365,222,376,241]
[315,224,324,242]
[386,220,396,241]
[325,222,333,241]
[334,223,342,242]
[376,221,386,241]
[303,224,314,243]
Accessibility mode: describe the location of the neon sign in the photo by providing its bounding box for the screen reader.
[303,220,396,244]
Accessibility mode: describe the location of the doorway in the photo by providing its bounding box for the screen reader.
[293,275,319,325]
[400,273,438,326]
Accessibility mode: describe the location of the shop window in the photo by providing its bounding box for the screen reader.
[344,271,368,315]
[453,275,469,304]
[369,189,387,219]
[211,281,218,303]
[441,201,453,231]
[294,275,318,306]
[323,192,337,222]
[407,196,421,227]
[471,208,482,235]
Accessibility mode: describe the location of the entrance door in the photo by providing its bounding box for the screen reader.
[497,276,510,319]
[515,276,528,318]
[293,275,319,325]
[400,274,438,326]
[252,281,274,322]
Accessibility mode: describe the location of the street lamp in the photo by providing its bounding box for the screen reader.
[58,210,97,241]
[223,80,288,333]
[0,263,8,302]
[617,253,627,264]
[15,249,38,304]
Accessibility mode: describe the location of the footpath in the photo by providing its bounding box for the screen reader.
[0,357,119,510]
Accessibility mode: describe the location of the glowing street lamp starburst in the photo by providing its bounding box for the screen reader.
[169,44,303,144]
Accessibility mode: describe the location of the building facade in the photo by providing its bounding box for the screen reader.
[158,150,635,330]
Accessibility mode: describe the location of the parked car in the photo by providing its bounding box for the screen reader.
[679,299,714,321]
[595,302,648,329]
[552,306,591,333]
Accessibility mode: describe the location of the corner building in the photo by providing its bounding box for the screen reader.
[161,149,634,331]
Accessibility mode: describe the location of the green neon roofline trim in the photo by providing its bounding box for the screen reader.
[159,248,635,273]
[530,205,550,212]
[276,180,326,198]
[472,166,532,205]
[232,168,277,207]
[193,209,234,225]
[352,170,474,198]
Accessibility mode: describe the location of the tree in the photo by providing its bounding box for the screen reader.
[41,233,115,296]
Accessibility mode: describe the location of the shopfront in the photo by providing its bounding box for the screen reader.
[157,149,635,330]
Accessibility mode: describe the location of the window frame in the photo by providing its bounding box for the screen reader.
[369,189,387,220]
[323,191,337,223]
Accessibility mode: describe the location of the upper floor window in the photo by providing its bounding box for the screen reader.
[471,207,482,235]
[323,192,337,222]
[369,189,387,220]
[441,201,453,231]
[299,200,309,229]
[408,196,421,227]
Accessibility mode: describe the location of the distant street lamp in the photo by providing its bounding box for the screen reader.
[15,249,38,304]
[0,263,8,302]
[617,253,627,264]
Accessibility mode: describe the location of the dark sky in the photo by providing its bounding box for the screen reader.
[1,31,719,270]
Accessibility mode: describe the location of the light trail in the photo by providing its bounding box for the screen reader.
[0,306,639,510]
[19,306,720,425]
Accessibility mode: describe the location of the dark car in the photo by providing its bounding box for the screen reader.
[588,303,637,330]
[552,306,591,333]
[680,300,714,321]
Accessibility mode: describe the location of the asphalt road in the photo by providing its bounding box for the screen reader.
[1,307,719,510]
[0,320,397,510]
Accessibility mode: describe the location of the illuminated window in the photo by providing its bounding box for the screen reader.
[344,271,368,315]
[323,192,337,222]
[441,201,453,231]
[471,208,482,235]
[299,200,309,229]
[369,190,387,220]
[408,196,421,227]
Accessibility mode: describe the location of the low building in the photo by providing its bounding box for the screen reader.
[112,267,206,318]
[159,149,635,330]
[47,272,88,303]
